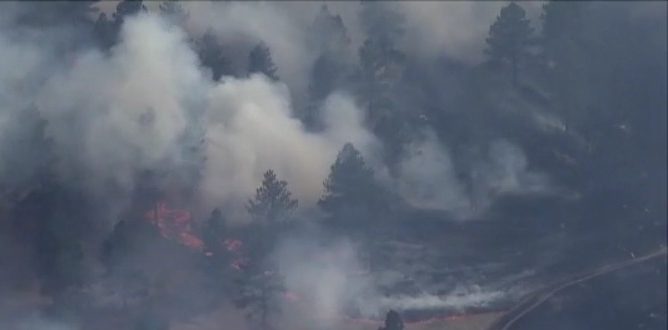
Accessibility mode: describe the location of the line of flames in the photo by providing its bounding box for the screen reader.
[143,202,489,325]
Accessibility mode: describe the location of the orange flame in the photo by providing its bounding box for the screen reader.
[144,202,251,272]
[144,201,204,251]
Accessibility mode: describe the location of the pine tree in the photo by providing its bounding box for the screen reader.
[2,106,88,300]
[248,42,279,81]
[358,37,410,164]
[378,310,404,330]
[247,170,297,224]
[14,1,98,28]
[159,0,189,26]
[114,0,147,26]
[318,143,386,221]
[360,1,405,47]
[94,12,116,50]
[303,5,353,130]
[202,208,228,261]
[357,1,406,104]
[485,2,534,87]
[309,4,351,54]
[172,112,207,201]
[94,0,147,50]
[356,2,413,166]
[195,30,232,81]
[234,262,285,330]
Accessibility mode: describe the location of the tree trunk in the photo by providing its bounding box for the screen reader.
[261,281,268,330]
[511,54,518,88]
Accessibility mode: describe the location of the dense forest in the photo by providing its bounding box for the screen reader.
[0,1,665,330]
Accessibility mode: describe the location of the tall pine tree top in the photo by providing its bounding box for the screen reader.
[159,0,189,25]
[247,170,297,223]
[196,30,231,81]
[310,4,351,53]
[318,143,386,217]
[378,310,404,330]
[248,42,279,81]
[360,1,405,48]
[485,2,533,62]
[485,2,534,86]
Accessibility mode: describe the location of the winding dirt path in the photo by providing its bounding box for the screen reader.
[487,246,668,330]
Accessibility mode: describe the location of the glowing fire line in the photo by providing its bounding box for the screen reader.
[143,203,490,316]
[143,202,251,273]
[144,201,204,251]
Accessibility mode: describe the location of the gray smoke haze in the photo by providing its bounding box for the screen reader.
[2,2,662,330]
[0,14,375,221]
[37,14,202,197]
[396,1,546,63]
[0,9,552,222]
[180,1,545,102]
[272,236,372,327]
[202,79,378,219]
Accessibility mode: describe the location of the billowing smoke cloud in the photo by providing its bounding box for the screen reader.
[36,14,204,200]
[391,131,471,213]
[180,1,546,101]
[0,6,557,329]
[469,139,552,212]
[0,5,556,226]
[270,233,530,323]
[0,11,553,223]
[385,132,552,219]
[272,236,373,326]
[0,13,377,222]
[182,1,321,103]
[202,79,377,219]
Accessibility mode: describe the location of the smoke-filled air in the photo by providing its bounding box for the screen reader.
[0,1,665,330]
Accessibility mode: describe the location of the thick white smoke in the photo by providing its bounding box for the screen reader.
[392,131,471,213]
[271,235,376,328]
[37,14,204,200]
[7,13,376,221]
[387,133,552,219]
[377,290,503,312]
[182,1,320,102]
[469,139,552,212]
[0,9,555,223]
[202,78,378,219]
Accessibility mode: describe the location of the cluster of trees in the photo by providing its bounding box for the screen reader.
[235,142,390,329]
